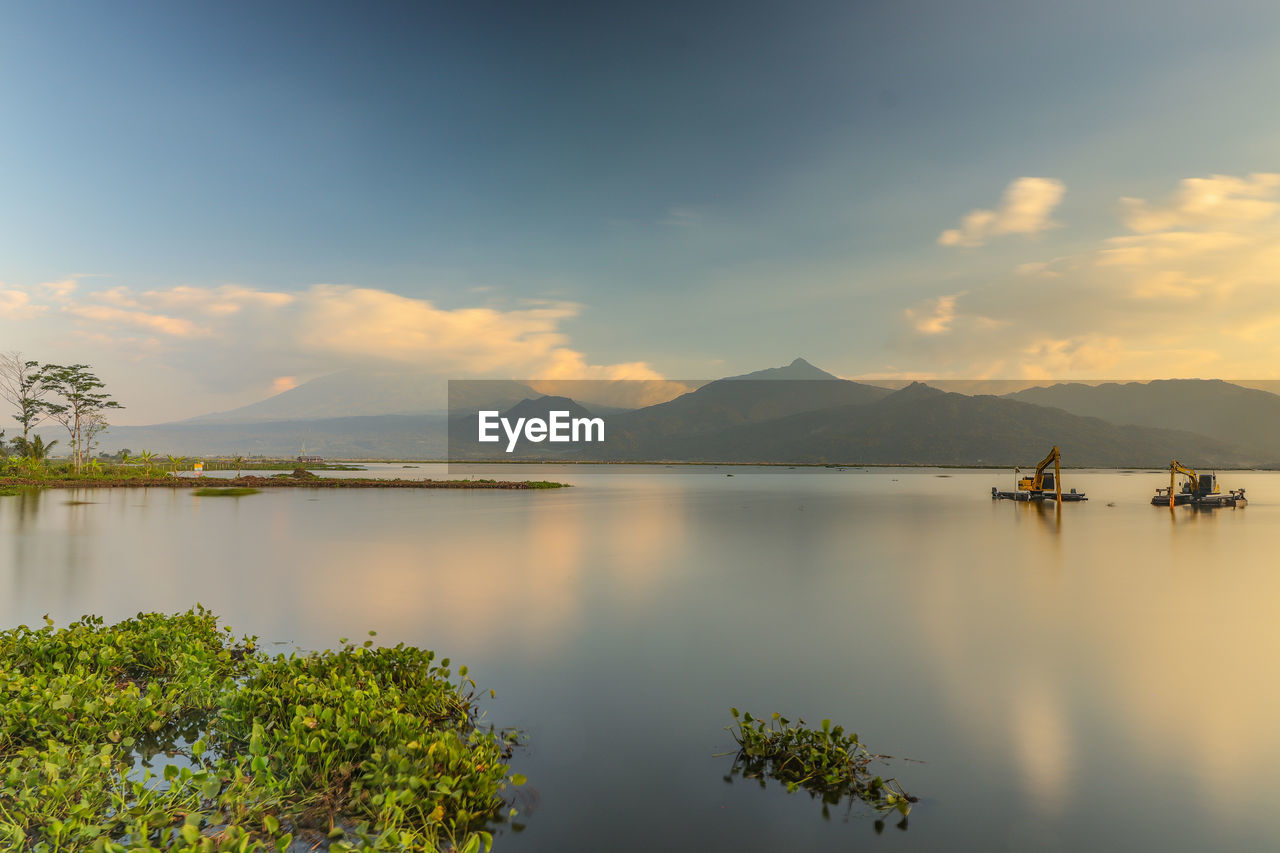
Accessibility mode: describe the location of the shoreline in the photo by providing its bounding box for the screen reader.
[347,459,1278,471]
[0,475,567,490]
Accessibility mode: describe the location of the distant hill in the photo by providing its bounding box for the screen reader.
[449,395,599,458]
[604,359,891,445]
[1006,379,1280,459]
[188,370,540,423]
[72,414,448,459]
[501,395,595,423]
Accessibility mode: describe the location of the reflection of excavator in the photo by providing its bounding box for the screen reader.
[1151,460,1246,508]
[992,445,1087,502]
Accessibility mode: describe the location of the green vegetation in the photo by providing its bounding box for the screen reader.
[0,455,178,482]
[725,709,914,822]
[0,465,568,490]
[196,460,367,472]
[193,487,261,497]
[0,609,523,852]
[0,456,372,483]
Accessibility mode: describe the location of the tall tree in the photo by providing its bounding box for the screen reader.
[0,352,52,442]
[42,364,123,473]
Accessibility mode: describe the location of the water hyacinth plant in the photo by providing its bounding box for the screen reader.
[0,608,524,852]
[724,709,916,824]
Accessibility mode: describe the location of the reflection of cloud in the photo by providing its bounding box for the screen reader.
[1011,678,1072,815]
[911,486,1280,824]
[301,498,588,657]
[601,487,686,600]
[939,178,1066,247]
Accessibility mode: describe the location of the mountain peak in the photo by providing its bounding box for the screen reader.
[725,358,839,381]
[503,395,593,420]
[886,381,944,400]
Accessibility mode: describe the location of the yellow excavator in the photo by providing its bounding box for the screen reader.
[1152,460,1244,508]
[1156,460,1203,507]
[1017,445,1062,501]
[993,445,1087,501]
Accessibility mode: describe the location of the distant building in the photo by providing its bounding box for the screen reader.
[297,455,324,463]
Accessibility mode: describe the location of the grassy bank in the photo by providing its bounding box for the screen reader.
[0,609,522,852]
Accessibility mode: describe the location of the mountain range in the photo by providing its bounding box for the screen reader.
[1006,379,1280,460]
[64,359,1280,465]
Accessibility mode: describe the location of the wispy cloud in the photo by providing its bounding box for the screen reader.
[0,289,45,319]
[1120,173,1280,232]
[0,282,660,421]
[906,172,1280,377]
[660,206,704,228]
[906,293,962,334]
[64,303,209,338]
[938,177,1066,247]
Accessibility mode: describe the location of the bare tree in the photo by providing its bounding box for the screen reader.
[83,412,111,463]
[0,352,52,443]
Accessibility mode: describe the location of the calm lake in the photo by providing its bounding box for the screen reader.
[2,465,1278,851]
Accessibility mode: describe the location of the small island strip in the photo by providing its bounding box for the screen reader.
[0,473,568,490]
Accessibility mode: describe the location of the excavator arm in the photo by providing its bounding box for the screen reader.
[1170,460,1198,493]
[1016,445,1062,501]
[1032,445,1060,490]
[1166,460,1197,508]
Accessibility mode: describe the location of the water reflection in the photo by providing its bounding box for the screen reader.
[0,469,1278,850]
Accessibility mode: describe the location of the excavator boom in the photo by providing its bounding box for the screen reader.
[996,444,1082,501]
[1033,445,1060,490]
[1170,460,1198,495]
[1015,445,1063,500]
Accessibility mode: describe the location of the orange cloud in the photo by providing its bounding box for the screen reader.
[905,172,1280,379]
[10,281,659,386]
[1120,173,1280,233]
[939,177,1066,247]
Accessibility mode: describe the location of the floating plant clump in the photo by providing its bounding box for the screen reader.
[0,608,523,852]
[723,709,916,827]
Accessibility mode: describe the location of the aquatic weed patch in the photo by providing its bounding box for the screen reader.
[724,709,915,823]
[0,609,522,852]
[193,487,261,497]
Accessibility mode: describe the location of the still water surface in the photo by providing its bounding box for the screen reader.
[2,465,1278,851]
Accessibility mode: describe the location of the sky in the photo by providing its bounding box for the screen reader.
[2,0,1280,424]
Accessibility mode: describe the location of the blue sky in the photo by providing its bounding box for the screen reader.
[3,1,1280,422]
